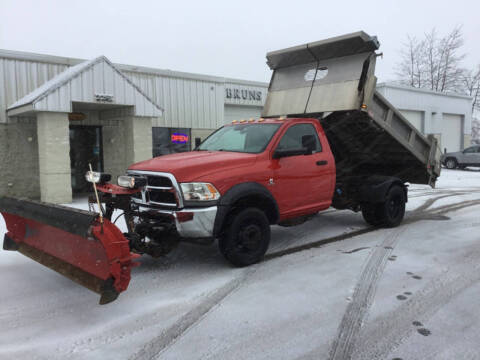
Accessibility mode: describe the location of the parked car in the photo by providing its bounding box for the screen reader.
[441,145,480,169]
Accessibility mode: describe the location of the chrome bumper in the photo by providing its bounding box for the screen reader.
[139,206,217,238]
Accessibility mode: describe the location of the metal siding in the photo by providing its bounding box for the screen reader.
[122,70,222,129]
[4,60,17,108]
[0,59,5,123]
[103,62,114,96]
[93,62,103,95]
[399,110,423,132]
[224,105,262,124]
[70,75,81,101]
[113,70,126,104]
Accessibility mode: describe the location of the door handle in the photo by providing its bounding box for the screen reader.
[316,160,328,166]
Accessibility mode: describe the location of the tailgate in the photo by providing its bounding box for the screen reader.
[262,31,380,117]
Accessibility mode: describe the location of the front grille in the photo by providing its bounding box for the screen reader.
[147,176,172,188]
[128,171,181,209]
[148,190,176,204]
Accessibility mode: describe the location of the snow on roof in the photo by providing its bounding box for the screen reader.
[8,57,102,110]
[8,55,164,113]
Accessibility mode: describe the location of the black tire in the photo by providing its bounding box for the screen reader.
[219,207,270,267]
[361,186,406,228]
[361,203,382,226]
[445,158,457,169]
[377,185,406,227]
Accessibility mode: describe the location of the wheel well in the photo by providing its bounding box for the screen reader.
[229,195,278,225]
[388,181,408,202]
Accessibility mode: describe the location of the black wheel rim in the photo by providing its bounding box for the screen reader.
[236,222,262,253]
[387,195,402,219]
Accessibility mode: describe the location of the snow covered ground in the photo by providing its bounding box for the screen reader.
[1,168,480,359]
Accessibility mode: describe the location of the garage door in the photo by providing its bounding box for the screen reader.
[224,105,262,124]
[442,114,462,152]
[399,110,423,132]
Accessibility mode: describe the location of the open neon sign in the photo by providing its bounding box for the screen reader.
[171,133,189,144]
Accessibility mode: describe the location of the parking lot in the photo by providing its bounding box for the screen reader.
[1,168,480,360]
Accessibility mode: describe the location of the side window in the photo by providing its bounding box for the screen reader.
[464,146,476,154]
[276,124,322,153]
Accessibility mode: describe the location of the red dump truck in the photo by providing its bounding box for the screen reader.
[0,32,441,304]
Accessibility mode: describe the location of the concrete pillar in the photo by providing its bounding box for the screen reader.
[37,112,72,204]
[102,122,127,180]
[124,116,153,165]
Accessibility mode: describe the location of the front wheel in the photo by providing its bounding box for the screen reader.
[219,208,270,267]
[445,158,457,169]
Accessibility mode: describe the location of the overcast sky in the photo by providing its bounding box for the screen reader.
[1,0,479,83]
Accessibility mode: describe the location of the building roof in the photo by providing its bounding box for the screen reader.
[7,55,164,117]
[377,82,472,100]
[0,49,269,87]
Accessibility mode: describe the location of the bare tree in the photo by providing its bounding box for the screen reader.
[462,65,480,112]
[396,35,424,88]
[397,26,466,93]
[472,117,480,144]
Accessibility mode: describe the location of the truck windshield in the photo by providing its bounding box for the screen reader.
[198,124,281,153]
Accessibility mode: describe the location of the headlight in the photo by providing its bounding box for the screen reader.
[180,182,220,201]
[85,171,111,184]
[118,175,147,189]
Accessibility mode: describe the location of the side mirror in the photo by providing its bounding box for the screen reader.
[273,147,308,159]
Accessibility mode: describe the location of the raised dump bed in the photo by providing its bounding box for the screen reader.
[262,31,441,187]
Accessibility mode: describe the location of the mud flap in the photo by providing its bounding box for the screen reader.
[0,197,139,304]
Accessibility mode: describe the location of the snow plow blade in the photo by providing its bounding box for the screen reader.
[0,197,139,305]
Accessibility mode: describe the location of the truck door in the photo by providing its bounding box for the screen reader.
[270,123,334,217]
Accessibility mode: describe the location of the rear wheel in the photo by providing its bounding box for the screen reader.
[361,185,406,228]
[361,203,382,226]
[377,186,406,227]
[219,208,270,267]
[445,158,457,169]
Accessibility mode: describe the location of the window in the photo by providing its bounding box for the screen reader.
[198,124,280,153]
[152,127,191,156]
[463,146,479,154]
[276,123,322,153]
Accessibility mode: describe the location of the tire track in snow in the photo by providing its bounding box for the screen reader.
[266,193,476,262]
[326,199,480,360]
[327,227,406,360]
[129,269,254,360]
[353,229,480,360]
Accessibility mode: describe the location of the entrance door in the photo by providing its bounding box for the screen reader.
[69,126,103,193]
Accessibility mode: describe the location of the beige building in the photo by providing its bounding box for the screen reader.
[0,50,268,203]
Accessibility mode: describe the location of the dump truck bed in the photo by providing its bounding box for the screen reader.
[261,31,441,186]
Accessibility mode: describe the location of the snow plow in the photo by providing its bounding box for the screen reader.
[0,196,140,304]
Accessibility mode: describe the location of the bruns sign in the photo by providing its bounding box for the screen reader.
[225,88,262,102]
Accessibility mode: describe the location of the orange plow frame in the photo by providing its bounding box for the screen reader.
[1,197,139,304]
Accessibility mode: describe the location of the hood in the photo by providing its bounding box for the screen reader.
[128,151,258,182]
[440,151,462,159]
